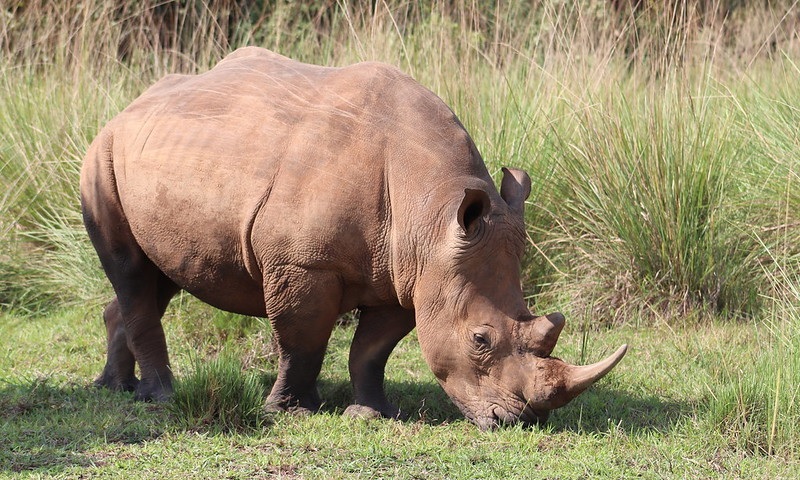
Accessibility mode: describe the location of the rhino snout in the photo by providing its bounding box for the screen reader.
[459,343,628,430]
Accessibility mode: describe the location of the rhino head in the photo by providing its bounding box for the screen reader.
[409,167,627,429]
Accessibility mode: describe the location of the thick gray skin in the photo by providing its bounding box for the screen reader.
[81,47,624,429]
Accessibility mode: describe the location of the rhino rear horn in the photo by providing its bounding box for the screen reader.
[500,167,531,215]
[517,312,565,357]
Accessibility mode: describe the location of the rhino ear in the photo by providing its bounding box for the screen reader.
[500,167,531,215]
[458,188,490,234]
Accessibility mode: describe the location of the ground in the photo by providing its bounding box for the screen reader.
[0,303,796,479]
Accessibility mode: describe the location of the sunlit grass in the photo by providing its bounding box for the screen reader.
[705,248,800,458]
[537,79,766,323]
[2,1,799,322]
[170,353,269,432]
[699,57,800,459]
[1,306,798,477]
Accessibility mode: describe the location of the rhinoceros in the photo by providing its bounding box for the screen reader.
[80,47,626,429]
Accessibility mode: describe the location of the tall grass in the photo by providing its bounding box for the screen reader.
[1,1,799,320]
[704,57,800,457]
[539,78,765,323]
[2,0,800,320]
[707,255,800,458]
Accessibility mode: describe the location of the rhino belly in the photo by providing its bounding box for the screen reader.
[132,208,267,317]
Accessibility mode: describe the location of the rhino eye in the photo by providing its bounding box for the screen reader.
[472,332,491,350]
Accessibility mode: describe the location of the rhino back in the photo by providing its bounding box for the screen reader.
[104,47,489,315]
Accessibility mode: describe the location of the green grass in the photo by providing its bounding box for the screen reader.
[706,262,800,458]
[1,304,799,478]
[169,353,269,432]
[539,79,765,322]
[2,0,800,477]
[2,1,799,321]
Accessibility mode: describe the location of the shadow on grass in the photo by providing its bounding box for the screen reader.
[315,376,462,424]
[0,374,690,474]
[547,385,693,435]
[321,377,690,434]
[0,378,169,475]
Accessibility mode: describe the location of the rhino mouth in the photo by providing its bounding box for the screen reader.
[490,404,549,427]
[449,387,550,430]
[469,402,549,430]
[500,404,549,424]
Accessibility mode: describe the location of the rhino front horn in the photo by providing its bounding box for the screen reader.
[564,344,628,397]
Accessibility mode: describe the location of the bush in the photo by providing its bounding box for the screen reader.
[538,81,764,323]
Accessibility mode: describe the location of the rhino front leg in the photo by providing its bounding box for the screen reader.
[264,268,340,414]
[344,305,415,420]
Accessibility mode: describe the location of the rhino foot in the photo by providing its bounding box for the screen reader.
[343,404,383,420]
[132,374,173,402]
[94,368,139,393]
[343,403,405,421]
[264,403,316,417]
[264,390,322,415]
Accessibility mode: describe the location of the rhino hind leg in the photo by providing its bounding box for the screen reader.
[83,195,179,402]
[344,305,415,420]
[94,298,138,392]
[107,270,178,402]
[91,246,179,402]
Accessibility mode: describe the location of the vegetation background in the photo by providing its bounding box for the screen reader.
[1,0,799,477]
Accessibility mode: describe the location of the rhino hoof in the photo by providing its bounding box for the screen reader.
[134,389,171,403]
[133,378,173,403]
[264,399,317,416]
[344,404,406,421]
[343,404,383,420]
[94,372,139,393]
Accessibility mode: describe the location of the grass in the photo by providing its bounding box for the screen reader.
[2,1,799,320]
[1,303,798,478]
[541,78,765,322]
[707,260,800,458]
[2,0,800,477]
[169,353,268,432]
